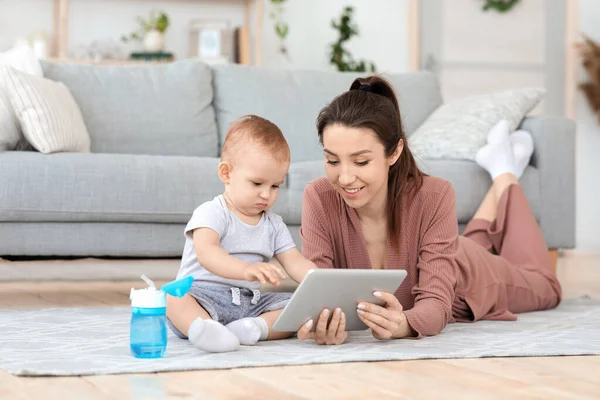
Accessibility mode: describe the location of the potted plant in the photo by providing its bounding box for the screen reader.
[329,6,375,72]
[269,0,289,57]
[578,34,600,121]
[121,10,170,53]
[482,0,520,12]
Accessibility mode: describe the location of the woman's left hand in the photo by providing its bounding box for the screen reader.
[357,291,411,340]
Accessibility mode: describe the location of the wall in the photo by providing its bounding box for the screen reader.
[0,0,410,73]
[419,0,599,252]
[576,0,600,251]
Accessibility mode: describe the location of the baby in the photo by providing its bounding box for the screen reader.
[167,115,316,352]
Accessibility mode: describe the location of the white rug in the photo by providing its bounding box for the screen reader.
[2,296,600,376]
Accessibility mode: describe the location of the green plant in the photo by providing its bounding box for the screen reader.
[121,10,170,43]
[482,0,520,13]
[269,0,289,55]
[329,6,375,73]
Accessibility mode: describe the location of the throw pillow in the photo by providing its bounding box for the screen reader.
[407,88,545,161]
[0,66,91,154]
[0,43,44,76]
[0,43,43,151]
[0,91,21,151]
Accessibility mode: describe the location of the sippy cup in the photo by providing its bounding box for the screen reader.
[129,274,193,359]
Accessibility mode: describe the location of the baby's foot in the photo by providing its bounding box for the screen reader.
[510,130,534,179]
[226,317,269,345]
[188,318,240,352]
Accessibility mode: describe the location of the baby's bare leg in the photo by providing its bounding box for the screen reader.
[261,309,295,340]
[167,294,240,352]
[166,294,211,337]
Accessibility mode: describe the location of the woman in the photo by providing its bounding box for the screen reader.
[296,77,562,344]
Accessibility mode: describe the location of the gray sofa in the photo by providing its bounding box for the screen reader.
[0,60,575,257]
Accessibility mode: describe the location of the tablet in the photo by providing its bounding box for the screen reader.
[272,268,407,332]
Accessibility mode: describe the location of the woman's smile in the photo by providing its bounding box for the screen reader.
[341,186,364,198]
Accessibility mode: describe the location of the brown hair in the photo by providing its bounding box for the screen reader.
[221,115,290,164]
[316,76,425,240]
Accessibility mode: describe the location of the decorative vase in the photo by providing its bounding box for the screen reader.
[143,29,165,52]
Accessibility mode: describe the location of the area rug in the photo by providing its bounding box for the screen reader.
[2,296,599,376]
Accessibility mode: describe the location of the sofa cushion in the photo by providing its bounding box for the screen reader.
[416,159,541,223]
[41,60,218,157]
[0,152,223,223]
[271,161,325,224]
[212,65,442,162]
[0,153,540,228]
[274,159,541,226]
[0,152,323,226]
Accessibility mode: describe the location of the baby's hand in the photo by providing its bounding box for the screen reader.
[243,262,287,286]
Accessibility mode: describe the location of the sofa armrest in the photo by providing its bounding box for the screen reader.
[520,116,576,249]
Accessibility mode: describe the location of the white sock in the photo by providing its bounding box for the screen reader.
[486,119,510,144]
[188,318,240,353]
[510,130,534,179]
[226,317,269,346]
[476,135,517,180]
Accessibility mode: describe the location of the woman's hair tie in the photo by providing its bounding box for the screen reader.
[359,83,374,93]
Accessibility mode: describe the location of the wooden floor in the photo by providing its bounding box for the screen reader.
[0,253,599,399]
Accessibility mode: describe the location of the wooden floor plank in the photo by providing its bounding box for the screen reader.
[159,369,305,400]
[381,359,532,398]
[236,363,410,400]
[4,373,113,400]
[85,374,195,400]
[0,291,44,309]
[441,357,600,398]
[0,370,32,400]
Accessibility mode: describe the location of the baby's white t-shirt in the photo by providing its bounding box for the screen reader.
[177,195,296,289]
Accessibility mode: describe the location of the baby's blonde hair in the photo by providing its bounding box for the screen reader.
[221,115,290,164]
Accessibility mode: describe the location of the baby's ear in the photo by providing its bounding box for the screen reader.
[218,162,232,184]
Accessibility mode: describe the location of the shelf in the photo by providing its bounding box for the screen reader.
[51,0,264,66]
[44,57,171,65]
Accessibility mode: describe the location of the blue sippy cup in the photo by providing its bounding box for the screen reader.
[129,274,193,359]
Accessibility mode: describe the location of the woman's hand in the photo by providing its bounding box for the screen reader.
[297,307,348,345]
[357,291,412,340]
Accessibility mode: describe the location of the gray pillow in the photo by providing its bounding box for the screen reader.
[212,64,442,162]
[41,59,218,157]
[408,88,545,161]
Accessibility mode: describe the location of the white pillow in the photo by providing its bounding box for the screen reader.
[0,66,91,154]
[0,43,43,77]
[0,90,21,151]
[408,88,545,161]
[0,43,43,151]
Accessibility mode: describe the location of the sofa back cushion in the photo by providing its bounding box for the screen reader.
[41,60,218,156]
[212,65,442,161]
